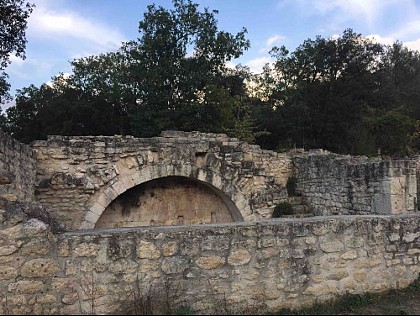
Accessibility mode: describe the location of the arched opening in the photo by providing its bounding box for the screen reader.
[95,176,243,229]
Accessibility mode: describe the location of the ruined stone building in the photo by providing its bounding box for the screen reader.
[0,129,418,314]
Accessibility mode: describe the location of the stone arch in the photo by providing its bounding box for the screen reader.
[80,163,250,229]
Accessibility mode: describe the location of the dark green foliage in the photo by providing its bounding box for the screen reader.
[3,15,420,157]
[1,80,130,143]
[0,0,34,102]
[364,107,416,157]
[272,202,294,218]
[174,306,194,315]
[286,177,299,196]
[2,0,256,143]
[254,29,420,157]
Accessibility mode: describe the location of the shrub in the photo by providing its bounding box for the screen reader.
[272,202,294,218]
[286,176,299,196]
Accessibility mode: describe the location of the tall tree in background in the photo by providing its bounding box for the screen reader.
[4,0,253,142]
[255,29,385,154]
[71,0,251,137]
[0,0,34,102]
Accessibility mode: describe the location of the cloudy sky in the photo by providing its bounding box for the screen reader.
[4,0,420,109]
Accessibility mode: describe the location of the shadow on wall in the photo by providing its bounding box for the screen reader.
[95,176,243,229]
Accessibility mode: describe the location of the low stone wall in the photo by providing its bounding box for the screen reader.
[293,152,417,216]
[0,209,418,314]
[0,129,36,202]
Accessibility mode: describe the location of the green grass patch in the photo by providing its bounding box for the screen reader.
[270,277,420,315]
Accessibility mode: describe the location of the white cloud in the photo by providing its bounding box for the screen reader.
[280,0,402,32]
[28,6,125,52]
[225,61,237,70]
[259,34,286,53]
[391,20,420,42]
[366,34,395,46]
[311,0,394,28]
[404,38,420,51]
[267,35,285,47]
[245,57,273,74]
[9,55,26,66]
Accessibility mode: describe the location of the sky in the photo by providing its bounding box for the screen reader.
[4,0,420,110]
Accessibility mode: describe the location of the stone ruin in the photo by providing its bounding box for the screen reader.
[0,129,418,314]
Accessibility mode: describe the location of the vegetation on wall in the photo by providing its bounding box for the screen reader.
[286,176,299,197]
[272,202,294,218]
[2,0,420,158]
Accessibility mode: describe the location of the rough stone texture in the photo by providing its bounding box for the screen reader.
[0,207,418,315]
[95,176,234,228]
[293,151,417,216]
[0,129,36,202]
[32,131,293,230]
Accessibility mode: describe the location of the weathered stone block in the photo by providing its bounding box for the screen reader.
[162,257,188,274]
[340,251,358,260]
[196,256,225,269]
[303,282,337,296]
[74,243,101,257]
[0,245,18,256]
[228,250,251,266]
[8,280,45,294]
[62,291,79,305]
[162,241,178,257]
[326,270,349,281]
[403,232,419,243]
[320,241,344,253]
[20,258,61,278]
[37,294,57,304]
[137,241,160,259]
[0,266,18,280]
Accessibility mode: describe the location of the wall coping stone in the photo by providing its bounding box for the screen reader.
[62,213,420,237]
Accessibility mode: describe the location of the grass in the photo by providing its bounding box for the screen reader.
[271,277,420,315]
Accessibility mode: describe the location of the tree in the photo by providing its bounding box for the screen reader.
[123,0,250,137]
[255,29,384,154]
[364,107,416,157]
[0,0,34,102]
[3,75,130,143]
[2,0,254,143]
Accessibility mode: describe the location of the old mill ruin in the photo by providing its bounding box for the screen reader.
[0,129,418,314]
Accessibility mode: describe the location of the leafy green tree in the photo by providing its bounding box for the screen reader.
[255,29,384,154]
[374,42,420,111]
[364,107,416,157]
[2,0,253,142]
[3,75,130,143]
[0,0,34,102]
[123,0,250,137]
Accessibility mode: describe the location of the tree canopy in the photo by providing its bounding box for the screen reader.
[2,1,420,158]
[0,0,34,102]
[2,0,255,141]
[254,29,420,157]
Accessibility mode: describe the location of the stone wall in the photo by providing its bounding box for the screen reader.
[0,208,418,315]
[0,130,36,203]
[293,151,417,216]
[32,131,293,230]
